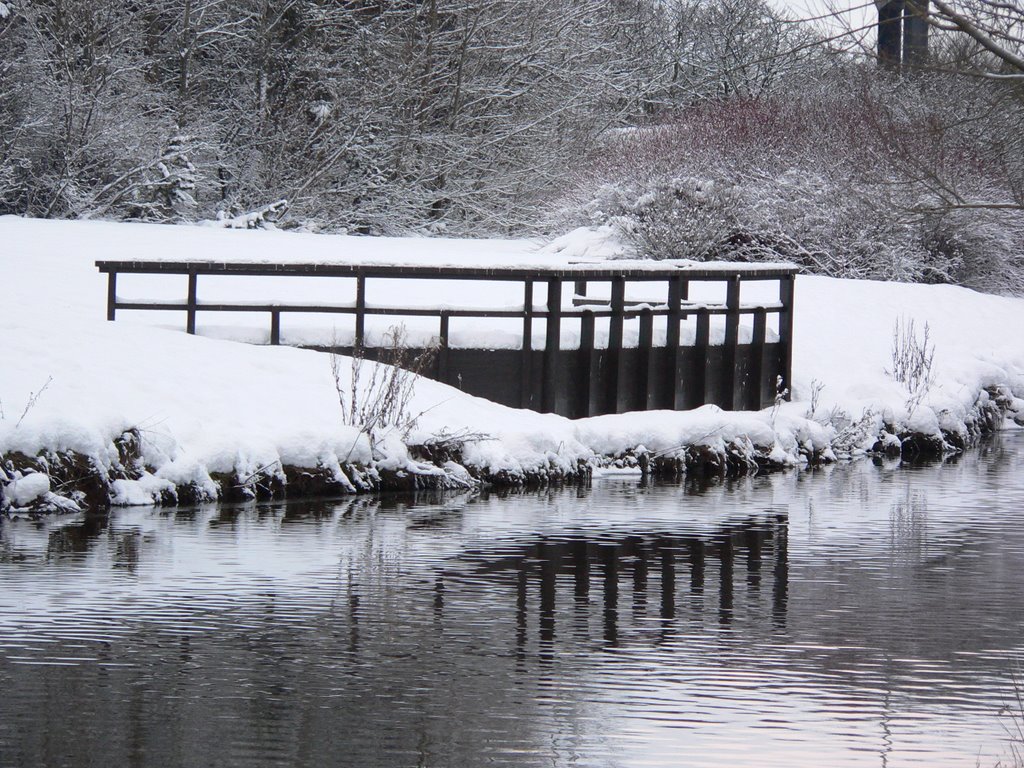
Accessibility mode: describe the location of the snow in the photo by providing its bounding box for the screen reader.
[2,217,1023,510]
[5,473,50,507]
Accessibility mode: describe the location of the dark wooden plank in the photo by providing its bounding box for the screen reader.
[690,313,710,409]
[106,272,117,321]
[95,259,799,281]
[186,272,198,335]
[638,307,654,410]
[270,310,281,346]
[666,277,682,409]
[445,349,521,406]
[578,310,595,418]
[750,307,767,410]
[521,281,533,409]
[107,301,781,319]
[779,275,795,400]
[438,311,450,384]
[542,278,562,413]
[354,274,366,349]
[114,302,190,311]
[722,275,741,410]
[606,277,625,413]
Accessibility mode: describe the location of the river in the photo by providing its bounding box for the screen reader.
[2,433,1023,767]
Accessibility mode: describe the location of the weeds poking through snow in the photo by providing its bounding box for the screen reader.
[804,378,825,421]
[769,375,789,429]
[887,316,935,415]
[0,376,54,428]
[330,325,438,457]
[830,408,879,456]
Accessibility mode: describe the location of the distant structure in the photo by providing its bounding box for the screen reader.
[877,0,929,69]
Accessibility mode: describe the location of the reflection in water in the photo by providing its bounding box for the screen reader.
[0,434,1023,767]
[444,516,786,657]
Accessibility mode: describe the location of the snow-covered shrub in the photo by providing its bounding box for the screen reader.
[582,177,738,260]
[129,133,199,221]
[918,206,1024,295]
[555,69,1024,293]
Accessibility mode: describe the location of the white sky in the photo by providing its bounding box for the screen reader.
[771,0,878,53]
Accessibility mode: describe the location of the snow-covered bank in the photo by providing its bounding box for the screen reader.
[2,218,1023,514]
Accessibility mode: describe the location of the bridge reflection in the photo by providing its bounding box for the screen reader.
[436,514,788,654]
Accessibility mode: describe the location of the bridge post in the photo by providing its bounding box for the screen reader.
[438,311,450,384]
[691,312,710,409]
[578,310,596,417]
[666,277,683,409]
[270,310,281,345]
[779,274,795,400]
[606,277,625,413]
[106,272,117,321]
[521,281,534,409]
[750,307,767,409]
[542,278,562,413]
[723,275,741,409]
[354,274,366,349]
[186,272,197,335]
[638,307,655,410]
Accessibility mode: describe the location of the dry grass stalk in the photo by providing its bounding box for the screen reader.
[330,325,438,457]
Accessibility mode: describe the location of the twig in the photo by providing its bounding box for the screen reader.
[15,376,53,428]
[234,459,281,487]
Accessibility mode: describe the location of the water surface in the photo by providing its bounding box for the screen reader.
[2,434,1023,767]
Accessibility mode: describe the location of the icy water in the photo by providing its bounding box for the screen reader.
[2,436,1024,768]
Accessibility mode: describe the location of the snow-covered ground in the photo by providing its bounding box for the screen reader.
[1,217,1023,512]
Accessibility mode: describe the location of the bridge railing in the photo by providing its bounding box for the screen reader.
[95,260,797,416]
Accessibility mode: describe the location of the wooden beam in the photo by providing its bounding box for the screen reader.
[106,272,117,322]
[691,312,710,409]
[438,311,450,384]
[638,307,654,410]
[666,277,682,409]
[779,275,795,401]
[521,281,533,409]
[750,307,768,410]
[542,278,563,413]
[607,277,625,413]
[723,275,741,410]
[354,274,366,349]
[578,310,596,418]
[270,310,281,346]
[186,272,197,335]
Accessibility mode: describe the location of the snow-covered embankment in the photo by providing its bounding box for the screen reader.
[1,218,1022,514]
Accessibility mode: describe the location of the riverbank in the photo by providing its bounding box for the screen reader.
[2,217,1023,514]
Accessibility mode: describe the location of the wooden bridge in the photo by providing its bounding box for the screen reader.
[95,259,797,417]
